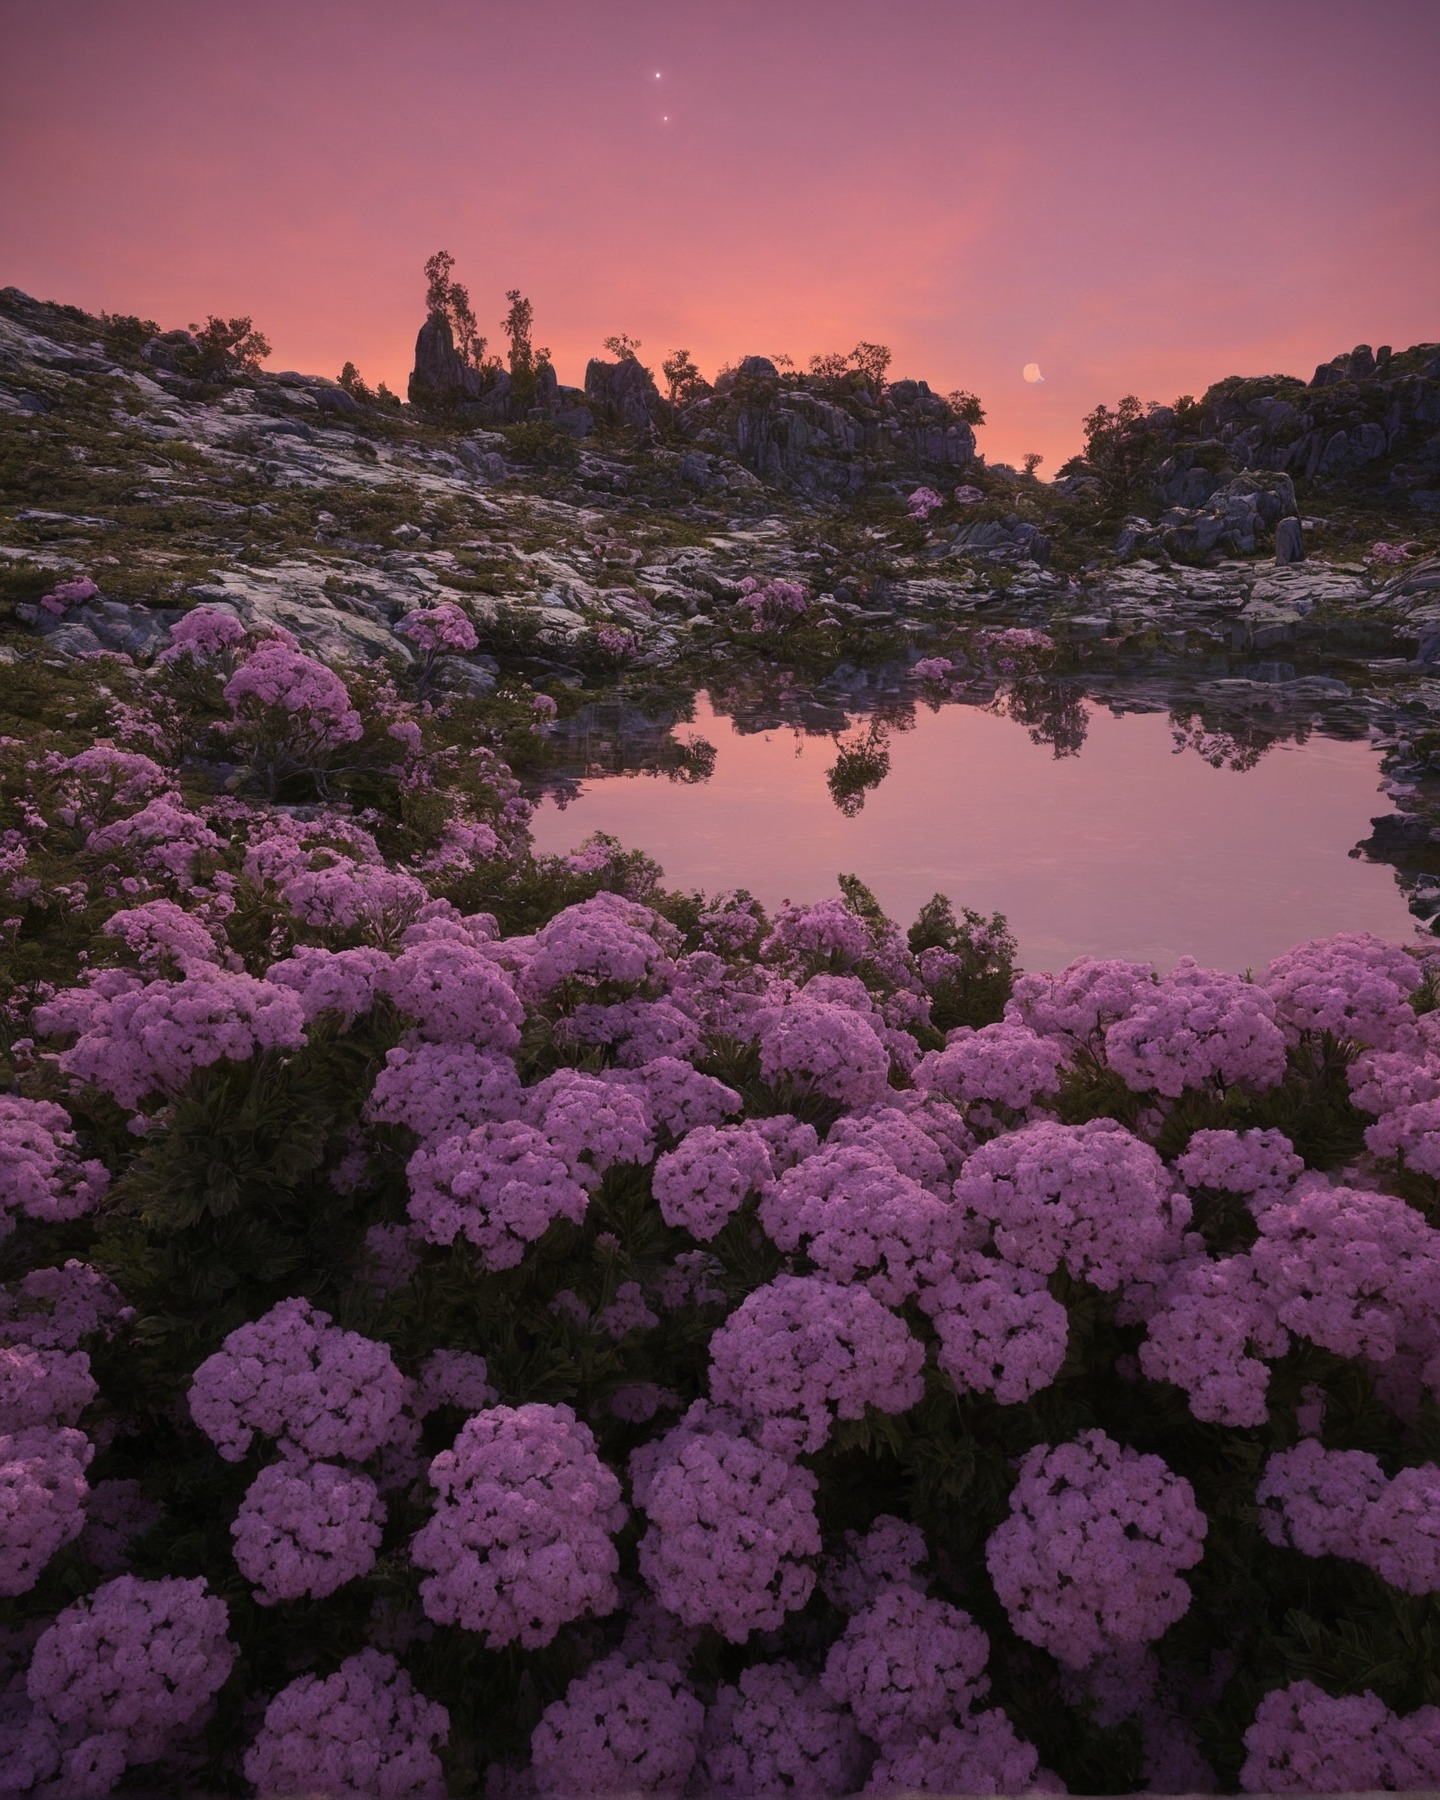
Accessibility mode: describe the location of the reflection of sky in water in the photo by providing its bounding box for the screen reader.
[528,694,1420,974]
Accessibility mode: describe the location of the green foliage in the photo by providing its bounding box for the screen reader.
[907,892,1019,1028]
[499,421,578,468]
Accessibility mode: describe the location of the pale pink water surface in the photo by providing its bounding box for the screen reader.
[528,694,1420,973]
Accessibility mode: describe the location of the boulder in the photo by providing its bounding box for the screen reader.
[408,311,485,411]
[584,357,666,428]
[1274,517,1305,564]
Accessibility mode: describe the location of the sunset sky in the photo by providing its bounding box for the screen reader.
[3,0,1437,469]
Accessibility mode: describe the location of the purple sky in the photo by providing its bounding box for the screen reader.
[3,0,1437,466]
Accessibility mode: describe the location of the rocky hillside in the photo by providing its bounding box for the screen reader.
[3,282,1438,703]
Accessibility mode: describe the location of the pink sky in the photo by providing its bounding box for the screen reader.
[3,0,1437,468]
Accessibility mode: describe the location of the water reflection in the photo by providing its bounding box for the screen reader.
[526,676,1418,972]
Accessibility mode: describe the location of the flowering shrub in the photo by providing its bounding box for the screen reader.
[412,1404,625,1647]
[651,1124,773,1239]
[633,1409,820,1640]
[531,1654,703,1796]
[0,1425,92,1595]
[906,486,945,520]
[0,1097,109,1231]
[1104,958,1287,1096]
[821,1585,991,1742]
[954,1118,1186,1290]
[755,998,890,1106]
[26,1575,236,1780]
[696,1659,865,1797]
[232,1459,386,1604]
[188,1297,406,1463]
[708,1274,925,1455]
[244,1649,449,1798]
[406,1120,590,1264]
[9,630,1440,1794]
[1261,930,1422,1049]
[56,969,306,1108]
[985,1430,1207,1667]
[735,577,808,634]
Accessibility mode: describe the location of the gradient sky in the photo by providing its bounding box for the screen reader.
[3,0,1438,468]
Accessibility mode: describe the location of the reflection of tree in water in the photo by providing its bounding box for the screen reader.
[995,679,1089,758]
[1169,707,1306,772]
[826,720,892,816]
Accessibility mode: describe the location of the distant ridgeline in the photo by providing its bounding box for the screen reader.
[408,307,980,500]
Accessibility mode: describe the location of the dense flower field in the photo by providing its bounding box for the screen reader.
[2,605,1440,1796]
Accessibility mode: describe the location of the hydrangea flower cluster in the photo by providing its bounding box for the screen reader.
[918,1252,1070,1404]
[1258,1440,1440,1594]
[57,969,307,1108]
[1240,1680,1440,1793]
[707,1274,926,1455]
[821,1585,991,1742]
[26,1575,236,1780]
[243,1648,449,1799]
[863,1710,1056,1797]
[384,939,524,1049]
[954,1118,1187,1290]
[1261,930,1423,1049]
[524,1069,654,1182]
[232,1459,386,1605]
[755,998,890,1106]
[633,1409,820,1641]
[696,1661,866,1798]
[406,1121,590,1264]
[188,1297,407,1462]
[530,1654,704,1796]
[651,1124,773,1239]
[395,601,479,654]
[1103,958,1288,1096]
[985,1430,1207,1667]
[411,1404,626,1646]
[223,641,364,745]
[915,1020,1067,1114]
[759,1144,958,1304]
[0,1425,93,1595]
[365,1042,523,1142]
[0,1097,109,1232]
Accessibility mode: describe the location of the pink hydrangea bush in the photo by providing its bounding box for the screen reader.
[0,1098,109,1231]
[411,1403,625,1647]
[918,1252,1070,1404]
[755,998,890,1107]
[0,1425,93,1595]
[231,1459,386,1605]
[1104,959,1287,1097]
[651,1124,773,1239]
[953,1118,1187,1290]
[406,1121,590,1264]
[244,1648,449,1799]
[1261,931,1422,1049]
[863,1710,1058,1797]
[384,939,524,1049]
[57,970,307,1108]
[1005,955,1157,1048]
[821,1584,991,1742]
[26,1575,237,1778]
[985,1431,1207,1667]
[365,1042,524,1142]
[1240,1680,1440,1793]
[915,1021,1067,1116]
[696,1660,866,1798]
[632,1409,820,1641]
[524,1068,654,1183]
[707,1274,925,1455]
[530,1654,704,1796]
[1259,1440,1440,1595]
[188,1297,407,1463]
[759,1145,959,1304]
